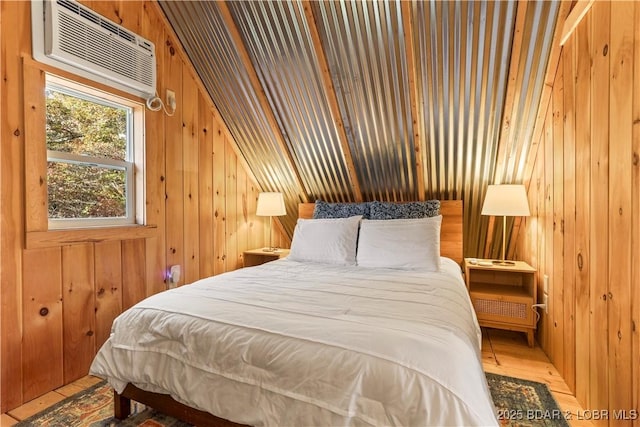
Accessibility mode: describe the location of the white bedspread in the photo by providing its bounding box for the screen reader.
[90,257,498,426]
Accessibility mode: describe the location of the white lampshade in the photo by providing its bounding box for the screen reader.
[481,185,530,217]
[256,192,286,217]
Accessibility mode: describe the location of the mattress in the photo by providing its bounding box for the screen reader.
[90,257,498,426]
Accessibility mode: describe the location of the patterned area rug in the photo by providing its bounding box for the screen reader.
[16,373,568,426]
[15,381,190,427]
[487,373,570,427]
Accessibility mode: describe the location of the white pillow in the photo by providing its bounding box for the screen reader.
[289,215,362,265]
[356,216,442,270]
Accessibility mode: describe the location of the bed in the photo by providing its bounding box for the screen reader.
[89,200,498,426]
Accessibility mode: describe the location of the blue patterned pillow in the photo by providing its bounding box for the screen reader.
[369,200,440,220]
[313,200,371,219]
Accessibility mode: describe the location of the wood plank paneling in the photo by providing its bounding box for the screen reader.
[632,4,640,424]
[543,100,553,353]
[182,72,199,285]
[573,13,592,407]
[94,241,122,351]
[225,149,239,271]
[122,239,146,311]
[236,163,249,268]
[247,182,263,250]
[164,36,185,286]
[562,34,577,394]
[213,131,227,275]
[589,3,610,418]
[551,59,565,374]
[516,3,640,425]
[608,2,634,422]
[22,64,47,232]
[1,0,28,410]
[0,0,288,412]
[62,244,95,384]
[22,248,63,402]
[198,96,214,278]
[141,0,167,297]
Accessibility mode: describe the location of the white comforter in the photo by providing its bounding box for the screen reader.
[90,257,497,426]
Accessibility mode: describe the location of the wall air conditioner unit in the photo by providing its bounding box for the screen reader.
[32,0,156,99]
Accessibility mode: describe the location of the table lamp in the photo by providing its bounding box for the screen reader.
[481,184,530,265]
[256,192,286,252]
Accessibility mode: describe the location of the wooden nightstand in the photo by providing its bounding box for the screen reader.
[464,259,537,347]
[243,248,290,268]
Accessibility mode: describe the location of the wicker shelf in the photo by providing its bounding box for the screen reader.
[464,259,537,347]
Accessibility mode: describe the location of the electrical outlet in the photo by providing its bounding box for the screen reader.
[166,89,176,110]
[168,265,181,289]
[543,274,549,294]
[543,293,548,314]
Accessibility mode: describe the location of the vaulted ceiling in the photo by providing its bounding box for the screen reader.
[159,0,565,256]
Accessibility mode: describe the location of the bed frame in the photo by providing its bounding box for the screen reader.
[113,200,464,426]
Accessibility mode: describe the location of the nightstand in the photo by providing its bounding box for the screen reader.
[464,259,537,347]
[243,248,290,268]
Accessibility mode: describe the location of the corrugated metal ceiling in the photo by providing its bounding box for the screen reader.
[159,0,561,256]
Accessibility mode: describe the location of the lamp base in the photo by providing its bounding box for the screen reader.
[492,260,516,266]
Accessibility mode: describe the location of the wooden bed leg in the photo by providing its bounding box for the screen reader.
[114,390,132,419]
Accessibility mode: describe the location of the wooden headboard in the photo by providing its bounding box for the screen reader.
[298,201,463,265]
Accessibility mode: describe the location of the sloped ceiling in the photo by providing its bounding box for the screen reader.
[159,0,562,257]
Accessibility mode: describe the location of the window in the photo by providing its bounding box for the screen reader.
[45,75,143,228]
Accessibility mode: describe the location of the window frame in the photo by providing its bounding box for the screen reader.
[44,74,144,229]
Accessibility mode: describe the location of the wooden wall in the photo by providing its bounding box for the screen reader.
[515,1,639,424]
[0,0,289,412]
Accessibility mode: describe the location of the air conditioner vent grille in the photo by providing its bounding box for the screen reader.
[41,0,156,97]
[57,12,154,88]
[57,0,136,45]
[138,40,153,54]
[79,9,98,25]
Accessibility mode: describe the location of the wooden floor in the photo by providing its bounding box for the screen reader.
[1,328,590,427]
[481,328,592,427]
[0,375,103,426]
